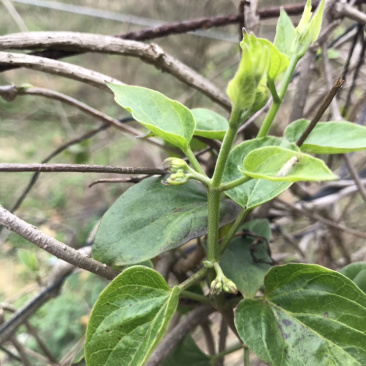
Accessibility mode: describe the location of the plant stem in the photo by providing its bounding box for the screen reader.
[210,343,244,363]
[220,176,251,191]
[244,347,250,366]
[211,107,241,188]
[257,54,300,138]
[178,267,208,292]
[219,207,249,255]
[206,190,221,262]
[180,290,212,305]
[185,147,206,175]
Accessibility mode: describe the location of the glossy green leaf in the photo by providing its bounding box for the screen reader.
[107,83,195,151]
[220,219,272,298]
[274,9,296,57]
[93,176,240,266]
[222,137,298,208]
[242,146,337,182]
[161,335,211,366]
[341,262,366,294]
[191,108,228,140]
[235,263,366,366]
[285,119,366,153]
[258,39,289,82]
[85,266,179,366]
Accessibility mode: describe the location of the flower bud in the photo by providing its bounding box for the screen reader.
[163,158,189,173]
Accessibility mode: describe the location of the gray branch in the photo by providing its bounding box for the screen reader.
[0,205,119,280]
[0,32,231,110]
[0,163,166,175]
[0,51,122,91]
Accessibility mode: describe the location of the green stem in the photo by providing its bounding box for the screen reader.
[210,343,244,363]
[180,290,212,305]
[206,190,221,262]
[178,267,208,292]
[219,207,249,255]
[220,176,251,192]
[185,147,206,176]
[257,54,300,138]
[211,107,241,188]
[244,347,250,366]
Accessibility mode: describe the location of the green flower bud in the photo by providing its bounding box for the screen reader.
[226,31,270,123]
[163,172,189,186]
[163,158,189,173]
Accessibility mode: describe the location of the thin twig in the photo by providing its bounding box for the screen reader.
[296,77,344,146]
[11,337,32,366]
[89,177,143,187]
[276,198,366,239]
[343,154,366,203]
[0,51,122,91]
[343,30,366,117]
[2,304,57,363]
[0,206,119,280]
[0,163,166,175]
[9,123,110,213]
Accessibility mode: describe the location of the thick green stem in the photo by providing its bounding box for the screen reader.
[219,207,249,255]
[184,147,206,176]
[206,190,221,262]
[211,107,241,188]
[257,54,300,138]
[180,290,212,305]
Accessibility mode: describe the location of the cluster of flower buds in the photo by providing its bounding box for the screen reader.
[162,158,192,186]
[203,261,238,295]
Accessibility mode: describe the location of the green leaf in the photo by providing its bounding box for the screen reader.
[222,137,299,208]
[274,9,296,57]
[341,262,366,294]
[242,146,337,182]
[107,83,195,151]
[220,219,272,298]
[235,263,366,366]
[227,32,270,118]
[295,0,326,58]
[258,39,289,82]
[85,266,179,366]
[285,119,366,153]
[18,249,39,272]
[93,176,240,267]
[161,335,211,366]
[191,108,228,140]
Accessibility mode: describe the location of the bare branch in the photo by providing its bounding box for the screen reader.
[334,2,366,24]
[0,32,230,109]
[296,77,344,147]
[275,198,366,239]
[0,51,122,91]
[0,163,166,175]
[343,154,366,203]
[0,206,119,280]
